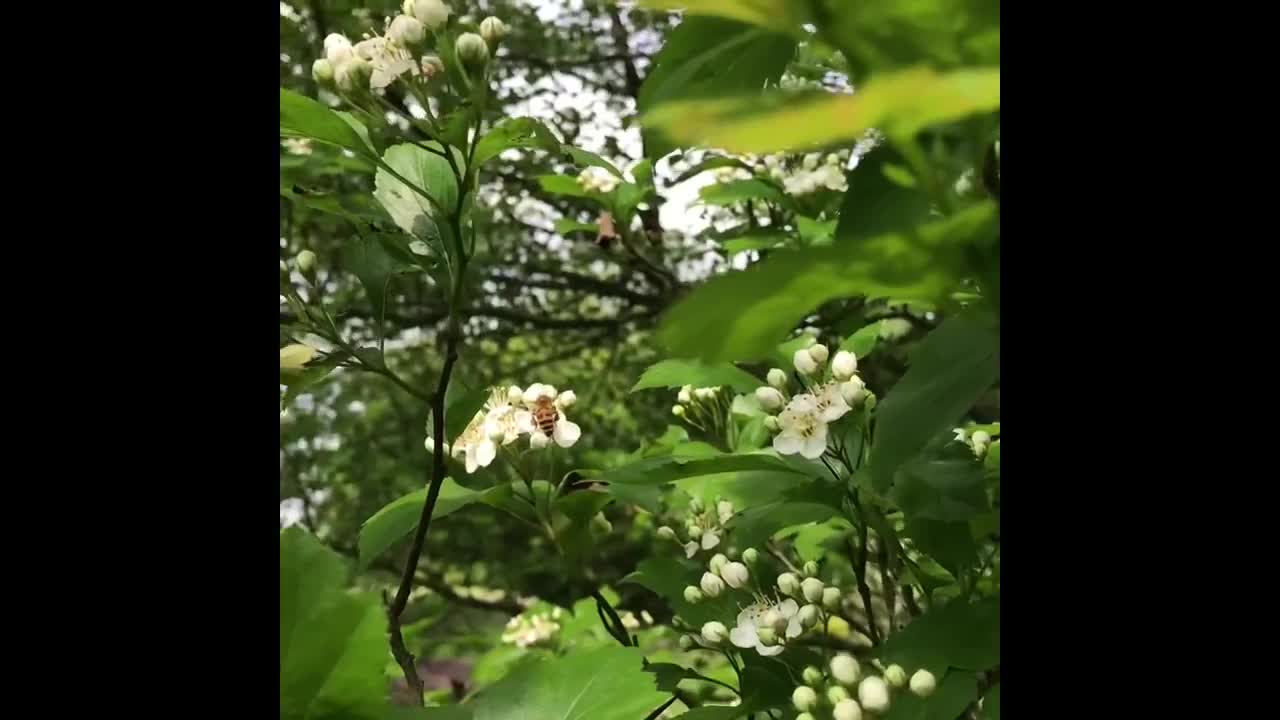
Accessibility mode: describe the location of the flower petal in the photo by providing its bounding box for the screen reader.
[786,617,802,639]
[729,625,758,649]
[773,432,803,455]
[756,643,785,656]
[515,410,535,433]
[475,439,497,467]
[702,531,720,550]
[800,432,828,459]
[464,448,478,474]
[779,599,798,617]
[685,541,699,558]
[553,419,581,447]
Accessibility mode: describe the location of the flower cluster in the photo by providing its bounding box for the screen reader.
[953,425,998,459]
[500,606,563,648]
[576,166,620,194]
[658,495,734,559]
[791,653,939,720]
[756,344,870,459]
[765,151,851,195]
[430,383,581,473]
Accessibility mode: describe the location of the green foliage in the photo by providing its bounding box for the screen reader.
[358,479,496,567]
[631,359,761,393]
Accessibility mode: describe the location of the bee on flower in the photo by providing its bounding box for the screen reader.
[515,383,582,449]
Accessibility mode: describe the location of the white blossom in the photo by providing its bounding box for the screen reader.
[773,394,829,459]
[730,596,802,656]
[833,699,862,720]
[814,382,852,423]
[700,572,725,597]
[408,0,450,29]
[388,14,426,48]
[684,541,699,558]
[832,351,857,380]
[792,685,819,712]
[717,500,735,524]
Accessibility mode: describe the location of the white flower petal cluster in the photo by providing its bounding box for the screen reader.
[760,343,869,458]
[442,383,583,473]
[501,606,562,648]
[577,166,619,193]
[321,4,458,94]
[730,595,803,656]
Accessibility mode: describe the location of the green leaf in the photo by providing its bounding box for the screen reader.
[620,556,739,627]
[878,597,999,673]
[656,203,997,363]
[597,453,807,486]
[343,236,396,332]
[841,321,883,359]
[869,313,999,492]
[473,117,562,167]
[633,159,655,188]
[903,517,977,580]
[374,143,461,239]
[562,146,624,178]
[892,458,988,522]
[677,707,746,720]
[732,501,842,550]
[537,175,598,200]
[722,234,786,256]
[796,216,838,246]
[280,529,387,720]
[554,218,599,235]
[821,0,1000,76]
[736,416,769,451]
[699,179,786,207]
[673,155,756,184]
[881,670,979,720]
[357,479,489,567]
[280,88,377,163]
[835,148,933,245]
[414,708,473,720]
[642,67,1000,154]
[631,359,762,393]
[637,16,795,159]
[335,111,379,156]
[637,0,809,35]
[982,685,1000,720]
[461,645,667,720]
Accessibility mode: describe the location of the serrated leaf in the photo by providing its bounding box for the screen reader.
[280,88,377,164]
[699,179,786,207]
[878,597,999,673]
[642,67,1000,154]
[631,359,762,393]
[374,144,461,240]
[343,236,396,334]
[280,529,387,720]
[869,313,999,492]
[474,117,561,167]
[357,480,492,567]
[656,203,997,363]
[881,670,979,720]
[892,458,988,522]
[732,501,842,550]
[562,146,624,178]
[841,322,882,358]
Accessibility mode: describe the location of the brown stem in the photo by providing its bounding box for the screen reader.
[385,326,461,705]
[847,495,882,645]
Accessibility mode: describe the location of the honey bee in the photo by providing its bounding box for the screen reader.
[531,396,560,437]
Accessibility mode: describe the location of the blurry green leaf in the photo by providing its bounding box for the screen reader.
[904,517,976,579]
[632,159,655,188]
[554,218,598,235]
[335,111,379,156]
[280,88,377,164]
[820,0,1000,76]
[772,334,816,368]
[673,155,755,184]
[790,520,850,562]
[870,313,999,491]
[598,453,807,486]
[537,175,597,199]
[796,216,838,246]
[562,146,624,178]
[357,479,490,567]
[280,351,349,407]
[631,359,762,393]
[374,143,461,239]
[620,556,738,626]
[835,149,932,245]
[722,234,786,256]
[414,708,473,720]
[880,670,979,720]
[699,179,786,207]
[878,597,999,673]
[461,645,667,720]
[637,0,809,34]
[280,529,386,720]
[736,416,769,451]
[892,458,988,522]
[841,321,883,359]
[657,203,997,363]
[474,117,562,167]
[642,67,1000,154]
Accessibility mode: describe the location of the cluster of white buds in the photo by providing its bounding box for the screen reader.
[671,385,729,438]
[711,166,754,183]
[500,606,562,648]
[756,343,870,459]
[618,610,653,631]
[576,166,619,194]
[441,383,581,473]
[314,1,468,94]
[758,151,851,195]
[952,425,998,459]
[790,657,939,719]
[685,544,751,603]
[667,495,733,560]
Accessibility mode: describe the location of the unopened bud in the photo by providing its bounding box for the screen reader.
[312,58,334,86]
[280,344,317,370]
[908,669,936,697]
[557,390,577,408]
[833,698,863,720]
[388,14,426,49]
[792,686,819,712]
[409,0,450,30]
[677,387,692,403]
[678,634,695,649]
[657,526,676,541]
[689,496,704,513]
[822,587,842,610]
[455,32,490,69]
[797,715,817,720]
[721,562,750,589]
[700,572,725,597]
[793,348,819,375]
[832,350,857,380]
[687,524,703,539]
[808,343,829,364]
[767,368,788,389]
[334,56,372,92]
[755,386,785,410]
[826,616,850,639]
[827,685,850,705]
[830,653,860,686]
[777,572,801,597]
[761,609,786,634]
[591,513,612,534]
[420,54,445,79]
[802,666,824,687]
[857,677,890,713]
[756,626,778,646]
[802,561,820,578]
[883,664,907,688]
[763,415,780,432]
[709,553,729,575]
[841,377,867,406]
[717,499,735,523]
[742,548,759,564]
[798,604,820,628]
[672,405,685,417]
[295,250,317,276]
[683,586,703,603]
[480,16,509,46]
[701,621,728,644]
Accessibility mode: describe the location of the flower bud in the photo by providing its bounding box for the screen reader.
[420,54,445,79]
[970,430,991,458]
[864,393,877,410]
[556,390,577,408]
[701,621,728,644]
[826,616,850,639]
[763,415,780,432]
[756,626,778,646]
[717,499,735,523]
[678,634,695,650]
[909,669,936,697]
[700,572,725,597]
[312,58,335,86]
[857,677,890,713]
[683,541,699,557]
[832,350,857,380]
[755,386,785,410]
[409,0,451,30]
[797,715,817,720]
[683,586,703,603]
[505,386,522,404]
[388,14,427,49]
[767,368,788,389]
[677,387,692,403]
[324,33,351,55]
[798,604,820,628]
[657,526,676,541]
[827,686,850,705]
[802,666,824,687]
[830,654,860,686]
[672,405,685,417]
[480,16,509,46]
[883,664,907,688]
[689,496,704,513]
[334,56,372,92]
[808,343,829,364]
[456,32,490,69]
[721,562,750,589]
[793,348,819,375]
[591,513,612,534]
[695,387,715,400]
[803,153,821,170]
[822,586,842,611]
[833,698,863,720]
[841,377,868,407]
[281,344,317,370]
[295,249,317,276]
[792,686,819,712]
[777,572,801,597]
[742,548,759,564]
[709,553,729,575]
[687,524,703,539]
[529,431,550,449]
[802,560,819,578]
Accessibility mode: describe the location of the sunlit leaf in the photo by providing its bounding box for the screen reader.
[631,359,762,393]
